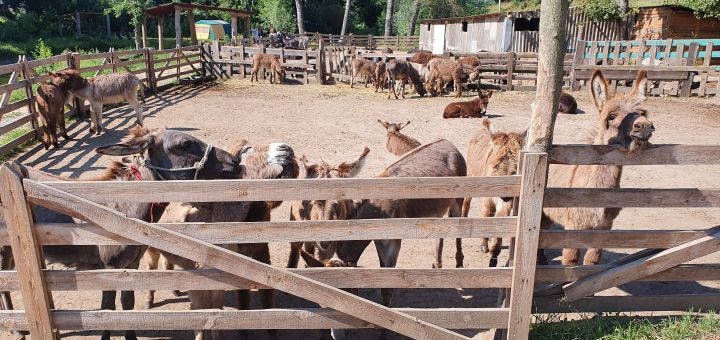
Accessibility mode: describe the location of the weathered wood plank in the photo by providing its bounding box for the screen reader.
[0,114,32,136]
[544,188,720,208]
[534,294,720,313]
[536,264,720,283]
[0,217,518,246]
[507,153,548,339]
[0,165,56,339]
[562,228,720,302]
[549,144,720,165]
[23,180,469,340]
[0,129,35,160]
[0,308,510,331]
[0,268,514,291]
[36,175,520,203]
[539,228,720,249]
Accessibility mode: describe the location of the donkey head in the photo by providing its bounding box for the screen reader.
[95,125,240,180]
[591,70,654,152]
[476,90,493,115]
[49,69,88,92]
[378,120,410,134]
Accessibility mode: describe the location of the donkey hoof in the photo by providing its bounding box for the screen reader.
[172,290,183,297]
[144,300,153,309]
[432,262,442,269]
[480,245,489,253]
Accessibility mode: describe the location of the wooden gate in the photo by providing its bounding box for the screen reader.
[0,152,547,339]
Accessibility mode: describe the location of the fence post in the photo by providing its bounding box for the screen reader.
[20,56,39,141]
[146,48,157,93]
[570,40,585,91]
[110,47,117,73]
[369,35,374,50]
[506,51,515,91]
[507,152,548,339]
[316,39,326,85]
[0,164,58,340]
[679,42,699,97]
[396,35,400,50]
[69,53,85,119]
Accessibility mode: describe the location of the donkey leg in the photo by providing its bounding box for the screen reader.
[100,290,117,340]
[57,112,71,140]
[488,238,502,268]
[127,94,144,126]
[448,198,464,268]
[583,248,603,266]
[562,248,580,266]
[143,248,161,308]
[375,239,401,307]
[256,244,278,340]
[433,238,444,269]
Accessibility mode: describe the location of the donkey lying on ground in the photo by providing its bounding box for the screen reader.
[288,147,369,268]
[540,70,654,266]
[443,90,493,118]
[141,139,298,340]
[335,139,466,312]
[386,59,426,99]
[250,53,285,84]
[35,74,73,148]
[437,118,525,268]
[558,92,579,114]
[378,119,421,156]
[50,70,145,134]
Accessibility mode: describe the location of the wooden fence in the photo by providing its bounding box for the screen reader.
[0,45,203,156]
[0,152,547,339]
[571,39,720,97]
[1,143,719,338]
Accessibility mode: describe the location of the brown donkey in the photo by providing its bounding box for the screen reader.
[378,119,421,156]
[541,70,654,266]
[439,118,525,268]
[287,146,370,268]
[443,89,493,118]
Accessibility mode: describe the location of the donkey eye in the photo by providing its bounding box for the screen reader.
[607,113,617,120]
[179,140,192,149]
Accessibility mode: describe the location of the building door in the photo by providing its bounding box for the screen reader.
[432,25,445,54]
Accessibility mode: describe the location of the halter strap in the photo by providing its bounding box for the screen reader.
[132,143,214,180]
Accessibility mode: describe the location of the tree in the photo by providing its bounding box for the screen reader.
[341,0,352,35]
[679,0,720,19]
[295,0,306,33]
[407,0,421,36]
[384,0,394,36]
[106,0,151,49]
[257,0,296,32]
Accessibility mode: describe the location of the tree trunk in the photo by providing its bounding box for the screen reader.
[134,24,142,50]
[295,0,306,34]
[616,0,630,40]
[384,0,394,37]
[341,0,352,35]
[408,0,422,36]
[526,0,570,153]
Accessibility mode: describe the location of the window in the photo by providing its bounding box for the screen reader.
[462,21,468,32]
[514,17,540,31]
[427,24,431,31]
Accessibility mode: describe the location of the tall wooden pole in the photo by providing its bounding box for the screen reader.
[188,9,197,45]
[231,15,238,46]
[157,16,164,50]
[175,7,182,47]
[526,0,570,153]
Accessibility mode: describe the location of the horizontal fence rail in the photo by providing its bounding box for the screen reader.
[549,144,720,165]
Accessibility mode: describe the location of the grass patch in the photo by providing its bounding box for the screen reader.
[531,312,720,340]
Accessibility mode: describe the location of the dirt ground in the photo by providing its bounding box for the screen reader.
[5,77,720,339]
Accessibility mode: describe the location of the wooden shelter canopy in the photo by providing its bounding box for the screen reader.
[146,3,251,18]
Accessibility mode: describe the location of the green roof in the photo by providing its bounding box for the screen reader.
[195,20,229,25]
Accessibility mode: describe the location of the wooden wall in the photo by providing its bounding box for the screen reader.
[634,6,720,40]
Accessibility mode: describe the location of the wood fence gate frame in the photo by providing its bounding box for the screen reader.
[0,152,547,340]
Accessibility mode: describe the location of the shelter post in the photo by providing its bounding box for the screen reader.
[188,9,197,45]
[157,16,164,50]
[141,19,148,49]
[231,16,238,46]
[175,7,182,47]
[106,14,111,36]
[243,17,251,40]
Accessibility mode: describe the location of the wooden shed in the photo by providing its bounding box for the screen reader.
[633,5,720,40]
[419,7,623,54]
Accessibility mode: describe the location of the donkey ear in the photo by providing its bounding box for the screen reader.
[630,70,648,101]
[300,249,326,268]
[590,69,609,111]
[399,121,411,130]
[95,137,153,156]
[378,119,388,129]
[486,90,493,98]
[333,147,370,178]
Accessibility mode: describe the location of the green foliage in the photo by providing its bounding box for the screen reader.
[256,0,297,32]
[105,0,153,26]
[678,0,720,19]
[531,311,720,340]
[578,0,622,21]
[33,39,55,73]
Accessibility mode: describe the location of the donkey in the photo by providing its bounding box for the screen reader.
[50,70,145,134]
[386,59,427,99]
[425,57,462,98]
[287,146,370,268]
[335,139,466,309]
[35,75,73,149]
[1,125,238,340]
[250,53,285,84]
[540,70,654,266]
[558,92,579,114]
[350,58,377,88]
[443,90,493,119]
[141,139,298,340]
[378,120,421,156]
[437,118,526,268]
[374,60,387,93]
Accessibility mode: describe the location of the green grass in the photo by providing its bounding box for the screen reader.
[531,312,720,340]
[0,36,136,60]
